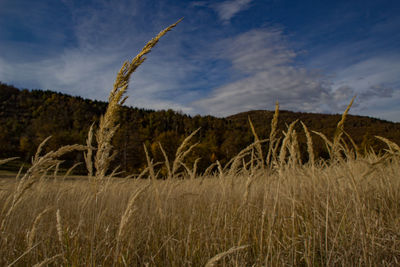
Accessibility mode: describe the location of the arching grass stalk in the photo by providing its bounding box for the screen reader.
[94,18,182,179]
[87,19,182,266]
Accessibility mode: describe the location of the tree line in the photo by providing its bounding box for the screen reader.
[1,82,399,175]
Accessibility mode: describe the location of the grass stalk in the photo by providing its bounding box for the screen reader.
[94,19,182,179]
[266,101,279,166]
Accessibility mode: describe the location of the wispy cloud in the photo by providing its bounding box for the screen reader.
[329,55,399,120]
[193,27,336,116]
[212,0,253,23]
[0,0,198,108]
[193,25,399,118]
[306,20,400,119]
[0,48,121,98]
[332,56,400,93]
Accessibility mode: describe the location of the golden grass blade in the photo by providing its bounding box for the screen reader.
[180,158,200,179]
[217,160,224,179]
[192,158,200,180]
[205,245,249,267]
[301,121,315,167]
[279,120,298,165]
[171,128,200,177]
[84,122,95,178]
[242,175,255,205]
[158,142,172,179]
[203,162,218,176]
[289,129,300,166]
[6,242,40,267]
[312,130,333,156]
[136,167,150,180]
[266,101,279,165]
[114,183,150,263]
[50,144,87,159]
[52,161,61,180]
[62,163,82,180]
[0,157,18,166]
[95,19,182,179]
[375,136,400,154]
[33,136,52,163]
[56,209,64,247]
[335,96,356,138]
[32,254,63,267]
[248,116,264,167]
[179,142,200,167]
[342,130,359,158]
[227,139,267,176]
[333,96,356,157]
[27,207,52,249]
[0,141,87,232]
[143,144,156,180]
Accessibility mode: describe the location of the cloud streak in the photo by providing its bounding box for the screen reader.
[212,0,253,23]
[193,24,399,120]
[0,0,200,109]
[194,28,335,116]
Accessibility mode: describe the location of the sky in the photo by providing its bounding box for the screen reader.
[0,0,399,122]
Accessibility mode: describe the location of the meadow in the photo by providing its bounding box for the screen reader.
[1,20,399,266]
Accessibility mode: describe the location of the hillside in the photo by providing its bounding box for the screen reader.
[228,109,400,157]
[1,82,399,174]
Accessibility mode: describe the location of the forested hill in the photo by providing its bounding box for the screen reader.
[1,82,399,174]
[227,109,400,152]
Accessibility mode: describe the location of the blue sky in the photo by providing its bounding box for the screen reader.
[0,0,399,122]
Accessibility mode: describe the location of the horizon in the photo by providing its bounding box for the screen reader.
[0,0,399,122]
[2,80,398,123]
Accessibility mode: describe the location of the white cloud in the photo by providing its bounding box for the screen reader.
[301,15,400,119]
[193,26,400,119]
[0,0,198,110]
[0,49,121,98]
[190,1,209,8]
[320,54,400,116]
[332,55,400,93]
[193,28,337,116]
[212,0,253,23]
[0,0,143,98]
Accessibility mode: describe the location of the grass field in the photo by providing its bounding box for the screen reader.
[1,20,399,266]
[1,154,399,266]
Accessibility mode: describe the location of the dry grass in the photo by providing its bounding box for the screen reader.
[0,153,399,266]
[93,19,182,180]
[1,20,400,266]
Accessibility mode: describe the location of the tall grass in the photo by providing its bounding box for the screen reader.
[0,20,400,266]
[1,152,399,266]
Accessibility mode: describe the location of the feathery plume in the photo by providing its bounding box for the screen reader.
[95,19,182,179]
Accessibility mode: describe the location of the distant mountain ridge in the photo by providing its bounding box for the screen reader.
[228,109,399,134]
[1,81,399,174]
[228,109,396,125]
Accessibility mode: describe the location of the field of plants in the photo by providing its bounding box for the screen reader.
[1,20,399,266]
